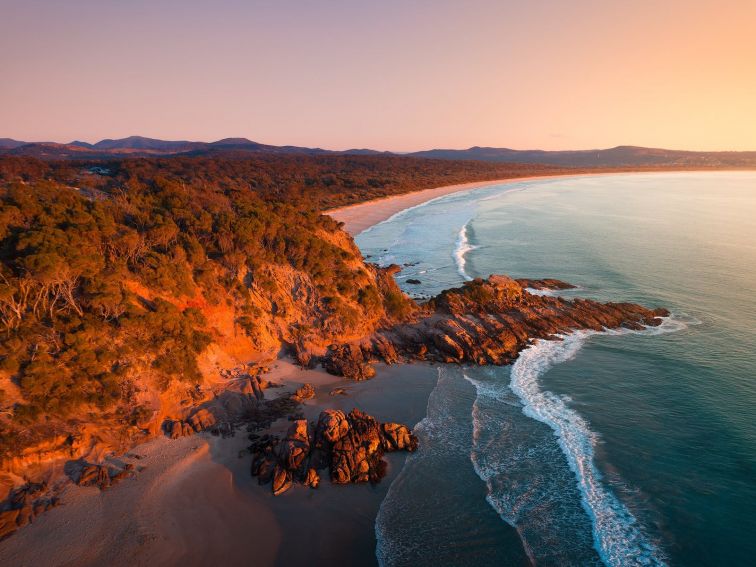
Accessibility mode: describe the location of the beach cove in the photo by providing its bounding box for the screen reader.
[0,361,443,566]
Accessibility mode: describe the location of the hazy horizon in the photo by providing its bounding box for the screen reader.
[2,0,755,152]
[4,133,756,155]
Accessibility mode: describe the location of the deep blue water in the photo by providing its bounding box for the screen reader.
[358,172,756,566]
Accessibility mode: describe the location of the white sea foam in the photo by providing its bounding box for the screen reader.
[525,283,590,297]
[360,180,532,237]
[524,287,557,296]
[453,220,477,281]
[500,319,687,567]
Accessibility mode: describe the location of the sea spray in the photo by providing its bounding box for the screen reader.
[465,367,603,566]
[358,185,486,237]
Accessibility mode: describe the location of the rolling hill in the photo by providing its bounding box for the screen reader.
[2,137,755,168]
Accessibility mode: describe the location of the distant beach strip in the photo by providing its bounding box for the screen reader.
[326,171,639,236]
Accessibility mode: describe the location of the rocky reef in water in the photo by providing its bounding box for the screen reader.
[322,274,669,379]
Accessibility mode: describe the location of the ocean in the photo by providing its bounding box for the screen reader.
[355,172,756,566]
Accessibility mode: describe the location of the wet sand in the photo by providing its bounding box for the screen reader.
[0,361,439,566]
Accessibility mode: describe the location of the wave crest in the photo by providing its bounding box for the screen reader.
[454,220,477,281]
[504,320,689,566]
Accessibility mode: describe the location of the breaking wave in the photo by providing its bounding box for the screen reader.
[469,317,689,566]
[453,220,477,281]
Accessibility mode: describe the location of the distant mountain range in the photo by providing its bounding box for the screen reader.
[0,135,391,159]
[408,145,756,167]
[2,135,755,168]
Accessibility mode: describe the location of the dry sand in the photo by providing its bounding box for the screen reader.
[0,361,439,567]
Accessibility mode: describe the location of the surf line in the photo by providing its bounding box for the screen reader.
[454,219,478,281]
[506,320,687,567]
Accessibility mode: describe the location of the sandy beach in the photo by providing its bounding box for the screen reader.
[0,361,439,567]
[326,174,577,236]
[326,170,676,236]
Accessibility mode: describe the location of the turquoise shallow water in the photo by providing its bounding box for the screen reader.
[358,172,756,566]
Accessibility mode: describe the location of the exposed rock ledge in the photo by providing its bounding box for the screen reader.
[323,274,668,379]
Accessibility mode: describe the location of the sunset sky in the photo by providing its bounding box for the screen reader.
[1,0,755,151]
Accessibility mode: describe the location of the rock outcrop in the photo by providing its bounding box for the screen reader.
[329,409,386,484]
[323,275,669,377]
[0,483,59,540]
[323,344,376,381]
[165,419,195,439]
[291,383,315,401]
[316,409,351,444]
[188,408,217,432]
[76,462,135,490]
[381,422,418,452]
[515,278,577,291]
[240,374,268,401]
[250,409,418,495]
[162,406,220,439]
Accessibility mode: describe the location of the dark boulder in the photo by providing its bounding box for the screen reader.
[250,408,418,494]
[323,344,376,380]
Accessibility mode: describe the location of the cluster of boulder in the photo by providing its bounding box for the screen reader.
[0,483,59,540]
[164,374,272,439]
[291,383,315,401]
[250,408,417,495]
[164,408,218,439]
[0,459,137,540]
[322,275,669,379]
[239,374,268,401]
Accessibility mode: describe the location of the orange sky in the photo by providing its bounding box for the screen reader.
[1,0,754,151]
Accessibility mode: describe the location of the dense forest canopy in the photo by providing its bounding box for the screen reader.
[0,154,564,210]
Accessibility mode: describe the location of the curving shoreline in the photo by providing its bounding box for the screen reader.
[326,169,753,237]
[327,171,642,236]
[0,360,439,566]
